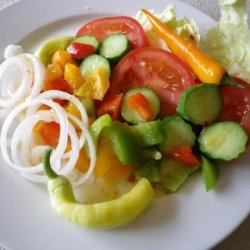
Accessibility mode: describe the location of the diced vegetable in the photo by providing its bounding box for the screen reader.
[90,114,112,145]
[96,94,123,120]
[159,157,199,192]
[76,67,110,101]
[51,49,77,70]
[64,63,85,91]
[121,87,160,124]
[198,121,248,161]
[45,63,64,83]
[167,145,199,166]
[79,54,110,78]
[102,121,142,165]
[67,42,96,59]
[72,35,100,51]
[201,156,219,192]
[130,120,165,146]
[177,84,223,125]
[158,115,196,153]
[135,160,160,183]
[37,121,60,146]
[100,33,131,61]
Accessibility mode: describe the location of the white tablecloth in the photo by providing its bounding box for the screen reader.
[0,0,249,249]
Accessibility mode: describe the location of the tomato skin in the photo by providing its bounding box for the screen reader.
[219,79,250,138]
[67,42,95,59]
[76,16,149,49]
[109,48,196,116]
[166,145,199,166]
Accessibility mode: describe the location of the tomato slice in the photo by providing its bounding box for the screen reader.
[219,78,250,138]
[108,48,196,116]
[76,16,149,49]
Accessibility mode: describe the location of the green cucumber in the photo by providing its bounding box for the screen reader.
[130,120,164,146]
[135,160,161,183]
[201,156,220,192]
[177,84,223,125]
[159,158,199,192]
[158,115,196,153]
[100,33,130,61]
[72,35,100,51]
[121,87,161,124]
[79,54,110,78]
[198,121,248,161]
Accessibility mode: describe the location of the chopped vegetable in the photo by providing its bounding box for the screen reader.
[158,115,196,153]
[201,156,219,192]
[166,145,199,166]
[51,49,77,70]
[67,42,96,59]
[96,94,123,120]
[198,121,248,161]
[159,157,199,192]
[100,33,131,61]
[177,84,223,125]
[76,67,110,101]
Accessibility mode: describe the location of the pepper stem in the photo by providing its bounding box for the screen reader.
[43,148,58,179]
[220,73,244,88]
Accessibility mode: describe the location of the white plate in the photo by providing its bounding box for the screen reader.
[0,0,249,249]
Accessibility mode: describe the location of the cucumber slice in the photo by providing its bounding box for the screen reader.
[131,120,164,146]
[201,156,220,192]
[79,54,110,78]
[198,121,248,161]
[121,87,161,124]
[177,84,223,125]
[135,160,161,183]
[159,158,199,192]
[158,115,196,153]
[72,35,100,51]
[100,33,130,61]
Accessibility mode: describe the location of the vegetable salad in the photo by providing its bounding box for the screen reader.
[0,1,249,228]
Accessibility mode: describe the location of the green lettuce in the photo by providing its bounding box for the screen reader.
[203,0,250,82]
[134,5,200,50]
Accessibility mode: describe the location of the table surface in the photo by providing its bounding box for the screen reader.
[0,0,249,249]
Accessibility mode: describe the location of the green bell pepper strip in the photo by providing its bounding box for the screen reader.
[43,148,154,229]
[102,121,143,165]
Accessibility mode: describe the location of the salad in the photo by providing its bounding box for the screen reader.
[0,0,249,229]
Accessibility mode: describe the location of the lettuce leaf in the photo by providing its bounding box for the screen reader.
[203,0,250,82]
[134,5,200,50]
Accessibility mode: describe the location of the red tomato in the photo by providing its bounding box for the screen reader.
[166,145,199,166]
[44,76,73,106]
[39,121,60,146]
[108,48,196,116]
[67,42,95,59]
[219,78,250,138]
[76,16,148,49]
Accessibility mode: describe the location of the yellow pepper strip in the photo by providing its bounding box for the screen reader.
[64,63,85,92]
[76,67,110,101]
[141,9,225,84]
